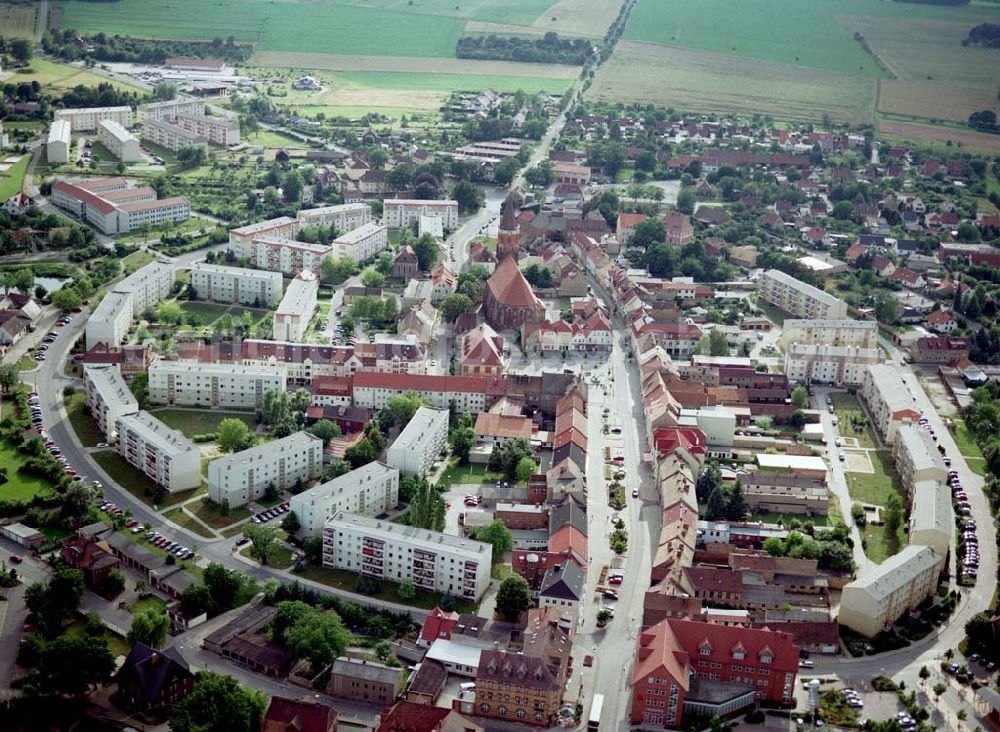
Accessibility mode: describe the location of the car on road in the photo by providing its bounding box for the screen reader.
[608,574,623,585]
[235,536,250,546]
[611,427,622,434]
[602,590,618,600]
[631,488,639,498]
[9,555,23,564]
[838,452,846,461]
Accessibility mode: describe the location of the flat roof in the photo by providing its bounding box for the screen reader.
[150,360,286,379]
[98,119,136,143]
[210,431,320,471]
[845,544,938,592]
[191,262,283,281]
[763,268,845,308]
[276,272,318,315]
[334,222,385,244]
[47,119,70,143]
[426,638,484,668]
[325,511,492,558]
[230,216,297,236]
[85,363,138,410]
[755,454,828,472]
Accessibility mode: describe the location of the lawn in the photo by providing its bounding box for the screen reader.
[436,460,502,488]
[0,155,30,200]
[92,450,199,508]
[829,393,877,449]
[188,497,252,529]
[162,506,216,538]
[754,297,787,327]
[64,392,105,448]
[63,620,132,658]
[951,420,984,460]
[150,408,256,439]
[177,301,231,325]
[0,438,59,505]
[966,458,988,477]
[120,250,156,275]
[6,58,142,94]
[845,449,904,507]
[239,541,294,570]
[126,595,168,615]
[297,565,478,613]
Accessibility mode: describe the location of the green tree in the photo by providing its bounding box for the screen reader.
[397,579,417,600]
[127,607,171,649]
[51,287,82,312]
[152,81,178,101]
[203,562,243,613]
[453,180,484,213]
[10,39,33,63]
[412,233,440,271]
[281,511,301,535]
[676,188,696,215]
[25,566,84,636]
[217,418,254,453]
[708,329,729,356]
[361,268,385,288]
[157,300,184,325]
[170,671,266,732]
[307,419,341,443]
[129,371,150,409]
[515,455,537,485]
[34,635,115,696]
[706,486,726,520]
[244,523,281,565]
[283,607,351,670]
[320,255,357,284]
[383,393,429,429]
[487,438,534,482]
[449,424,475,462]
[791,385,809,408]
[471,519,514,561]
[884,492,903,540]
[440,293,475,322]
[496,575,531,621]
[0,363,20,395]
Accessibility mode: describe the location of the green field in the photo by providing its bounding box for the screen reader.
[951,419,985,460]
[0,439,59,505]
[150,408,256,438]
[92,450,200,508]
[176,301,231,325]
[0,155,30,200]
[162,506,216,538]
[5,58,143,94]
[65,393,105,448]
[340,71,573,95]
[121,250,155,275]
[830,393,877,449]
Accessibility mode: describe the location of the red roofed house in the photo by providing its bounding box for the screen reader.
[262,696,338,732]
[664,211,694,245]
[419,607,460,647]
[482,256,545,331]
[630,619,798,728]
[617,212,648,244]
[460,324,506,377]
[890,267,925,289]
[926,309,957,334]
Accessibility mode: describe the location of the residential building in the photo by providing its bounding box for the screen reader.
[115,411,202,492]
[630,619,799,729]
[383,199,458,230]
[386,406,448,476]
[910,336,970,366]
[538,561,585,615]
[664,211,694,245]
[393,245,419,279]
[228,216,299,255]
[118,197,191,233]
[46,119,71,164]
[738,472,828,516]
[322,512,492,600]
[290,462,399,538]
[172,113,240,146]
[84,364,138,441]
[54,105,131,133]
[137,98,205,123]
[893,423,947,493]
[838,544,940,637]
[332,222,388,263]
[52,178,189,236]
[460,324,506,377]
[473,413,532,446]
[97,119,140,163]
[328,657,403,704]
[85,261,176,349]
[352,372,507,413]
[250,235,332,276]
[262,697,337,732]
[430,263,457,304]
[758,269,848,319]
[861,364,920,444]
[207,432,324,507]
[910,479,952,560]
[783,344,883,386]
[140,117,208,152]
[115,643,194,715]
[148,360,287,409]
[779,319,879,349]
[190,263,284,307]
[273,271,319,342]
[297,202,371,232]
[754,454,828,480]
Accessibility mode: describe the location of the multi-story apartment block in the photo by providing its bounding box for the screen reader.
[296,203,371,232]
[117,197,191,233]
[172,113,240,146]
[386,406,449,476]
[290,462,399,538]
[115,411,202,492]
[737,471,828,516]
[250,236,332,276]
[273,271,319,342]
[332,222,388,263]
[140,118,208,152]
[758,269,848,319]
[382,199,459,230]
[783,344,883,386]
[190,263,284,307]
[860,364,920,444]
[228,217,299,256]
[838,544,940,637]
[351,372,508,412]
[910,479,952,561]
[207,432,324,507]
[779,319,879,349]
[46,119,71,164]
[84,364,139,441]
[321,512,492,600]
[97,119,140,163]
[52,179,190,236]
[137,98,205,123]
[86,261,176,349]
[54,106,132,133]
[148,360,287,409]
[892,423,947,494]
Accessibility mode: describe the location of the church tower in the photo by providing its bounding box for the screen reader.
[496,198,520,259]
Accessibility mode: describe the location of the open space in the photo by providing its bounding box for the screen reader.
[951,419,984,461]
[845,449,906,563]
[879,118,1000,153]
[162,506,216,538]
[188,497,252,529]
[0,3,37,39]
[3,58,142,95]
[92,450,199,508]
[64,392,105,448]
[0,439,59,506]
[829,393,877,449]
[150,408,257,439]
[0,155,30,201]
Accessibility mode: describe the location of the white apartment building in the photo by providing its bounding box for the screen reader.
[386,406,448,476]
[861,364,921,445]
[85,261,175,349]
[46,119,71,164]
[758,269,848,320]
[84,364,138,441]
[54,106,131,133]
[208,432,324,507]
[228,216,299,256]
[351,373,503,413]
[115,411,202,493]
[296,203,371,232]
[779,319,879,350]
[250,235,332,276]
[148,360,287,409]
[190,263,284,307]
[910,479,952,561]
[893,423,947,493]
[290,462,399,538]
[322,512,492,600]
[382,199,459,230]
[838,544,940,637]
[51,179,190,236]
[783,344,883,386]
[138,98,205,123]
[97,119,140,163]
[173,113,240,146]
[141,118,208,152]
[332,222,388,263]
[117,197,191,233]
[273,271,319,342]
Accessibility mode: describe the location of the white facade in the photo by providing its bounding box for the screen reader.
[297,203,371,232]
[332,222,388,263]
[290,462,399,538]
[893,423,948,492]
[85,290,134,350]
[190,263,284,307]
[207,432,324,507]
[51,180,189,236]
[351,375,498,413]
[117,197,190,234]
[386,406,448,476]
[909,479,952,561]
[779,319,879,349]
[838,544,940,637]
[228,216,299,256]
[382,199,459,230]
[148,360,287,409]
[783,344,883,386]
[758,269,848,320]
[54,106,131,133]
[322,511,492,600]
[97,119,140,163]
[138,98,205,123]
[141,117,208,152]
[84,364,138,441]
[115,411,202,493]
[46,119,71,164]
[861,364,920,444]
[173,113,240,146]
[273,271,319,342]
[250,235,332,276]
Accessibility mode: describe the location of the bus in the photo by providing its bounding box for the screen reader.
[588,694,605,731]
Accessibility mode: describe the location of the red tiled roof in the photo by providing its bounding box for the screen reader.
[352,371,509,395]
[52,181,117,215]
[264,697,335,732]
[420,607,460,644]
[376,702,450,732]
[486,255,544,310]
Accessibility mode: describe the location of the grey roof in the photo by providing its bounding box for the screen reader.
[539,561,585,601]
[549,493,587,537]
[331,657,403,684]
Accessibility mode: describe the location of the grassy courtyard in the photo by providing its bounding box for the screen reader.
[0,438,59,505]
[162,506,216,538]
[64,392,106,448]
[150,408,257,439]
[951,420,984,460]
[846,450,907,563]
[189,497,252,528]
[92,450,201,508]
[829,392,877,448]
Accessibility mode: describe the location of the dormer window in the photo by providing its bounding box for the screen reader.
[732,645,745,661]
[699,641,712,656]
[760,648,773,664]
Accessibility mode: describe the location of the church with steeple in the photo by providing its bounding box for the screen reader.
[497,197,520,259]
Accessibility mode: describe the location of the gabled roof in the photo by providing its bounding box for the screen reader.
[549,493,587,536]
[539,561,585,601]
[486,255,545,310]
[264,696,336,732]
[117,643,192,706]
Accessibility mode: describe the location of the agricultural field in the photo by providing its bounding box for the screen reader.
[879,118,1000,153]
[587,42,877,125]
[2,58,142,95]
[878,81,999,125]
[0,3,37,39]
